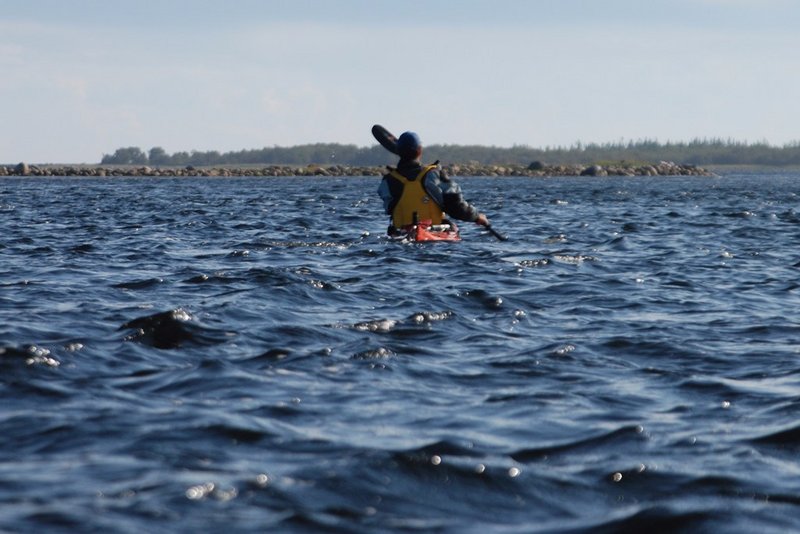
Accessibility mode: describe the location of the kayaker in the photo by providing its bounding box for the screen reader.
[377,131,490,235]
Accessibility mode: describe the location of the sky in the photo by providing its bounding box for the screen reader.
[1,0,799,163]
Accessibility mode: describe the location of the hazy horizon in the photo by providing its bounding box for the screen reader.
[3,0,799,163]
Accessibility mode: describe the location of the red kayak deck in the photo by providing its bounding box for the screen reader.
[391,221,461,242]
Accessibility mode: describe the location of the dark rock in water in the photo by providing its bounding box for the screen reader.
[528,160,545,171]
[15,162,30,176]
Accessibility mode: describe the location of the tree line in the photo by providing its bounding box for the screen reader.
[101,139,800,167]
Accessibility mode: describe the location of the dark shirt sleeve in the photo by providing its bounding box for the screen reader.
[425,168,480,222]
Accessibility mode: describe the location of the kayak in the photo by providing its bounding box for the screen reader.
[390,220,461,242]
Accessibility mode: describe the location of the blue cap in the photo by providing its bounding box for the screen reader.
[396,131,421,155]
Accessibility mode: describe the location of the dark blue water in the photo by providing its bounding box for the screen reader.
[2,173,800,533]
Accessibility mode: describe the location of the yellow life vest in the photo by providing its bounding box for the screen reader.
[389,164,444,227]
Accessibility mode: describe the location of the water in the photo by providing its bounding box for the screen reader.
[2,173,800,532]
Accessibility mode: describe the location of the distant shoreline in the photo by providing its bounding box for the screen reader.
[1,161,714,178]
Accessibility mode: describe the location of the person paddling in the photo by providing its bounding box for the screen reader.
[377,131,490,236]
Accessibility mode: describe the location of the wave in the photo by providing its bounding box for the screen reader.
[567,506,719,534]
[749,424,800,448]
[119,308,232,349]
[511,425,648,462]
[112,277,164,290]
[0,344,60,367]
[344,310,455,334]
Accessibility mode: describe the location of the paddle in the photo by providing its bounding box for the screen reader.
[485,224,508,241]
[372,124,508,241]
[371,124,399,155]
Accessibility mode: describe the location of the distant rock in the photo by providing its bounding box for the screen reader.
[1,161,713,178]
[528,160,546,171]
[580,164,607,177]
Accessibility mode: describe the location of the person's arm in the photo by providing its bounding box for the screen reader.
[377,176,396,215]
[425,168,487,224]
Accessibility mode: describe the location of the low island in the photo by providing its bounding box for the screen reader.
[1,161,712,178]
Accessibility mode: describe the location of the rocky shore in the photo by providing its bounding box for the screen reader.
[1,161,713,178]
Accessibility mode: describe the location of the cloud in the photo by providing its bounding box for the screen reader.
[2,1,800,161]
[55,76,89,100]
[0,44,25,67]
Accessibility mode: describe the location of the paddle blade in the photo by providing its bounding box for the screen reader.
[486,225,508,241]
[372,124,399,155]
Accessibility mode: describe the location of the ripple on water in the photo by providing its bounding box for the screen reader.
[2,175,800,532]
